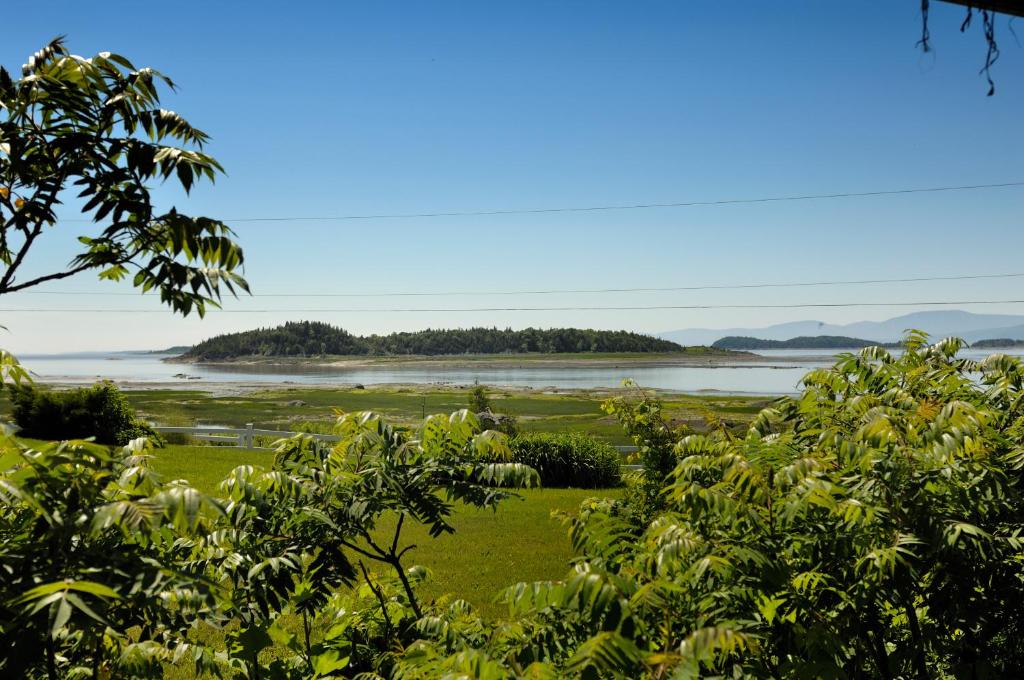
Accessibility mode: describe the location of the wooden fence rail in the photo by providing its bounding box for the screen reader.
[154,425,642,469]
[155,424,340,449]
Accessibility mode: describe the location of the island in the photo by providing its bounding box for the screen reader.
[971,338,1024,349]
[712,335,891,350]
[171,321,743,366]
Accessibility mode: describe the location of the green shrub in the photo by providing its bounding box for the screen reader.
[6,382,161,446]
[508,432,621,488]
[468,385,492,412]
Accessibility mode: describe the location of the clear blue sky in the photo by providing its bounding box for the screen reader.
[2,1,1022,352]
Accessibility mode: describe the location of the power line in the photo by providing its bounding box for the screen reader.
[57,181,1024,224]
[14,271,1024,298]
[218,181,1024,221]
[4,300,1024,313]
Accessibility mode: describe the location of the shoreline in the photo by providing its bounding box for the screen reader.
[32,378,787,399]
[164,349,834,371]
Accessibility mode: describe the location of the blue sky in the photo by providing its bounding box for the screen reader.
[2,1,1023,352]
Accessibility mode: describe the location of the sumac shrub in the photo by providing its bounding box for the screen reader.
[508,432,621,488]
[7,382,161,445]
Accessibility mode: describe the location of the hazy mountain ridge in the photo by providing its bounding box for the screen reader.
[661,311,1024,346]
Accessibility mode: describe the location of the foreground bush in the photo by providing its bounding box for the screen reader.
[0,409,537,678]
[509,431,621,487]
[392,334,1024,678]
[7,382,161,446]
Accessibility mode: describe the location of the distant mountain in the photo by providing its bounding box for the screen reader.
[712,335,886,350]
[661,311,1024,346]
[960,324,1024,344]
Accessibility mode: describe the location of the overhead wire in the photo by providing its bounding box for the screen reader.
[13,181,1022,315]
[4,300,1024,313]
[55,180,1024,224]
[12,271,1024,298]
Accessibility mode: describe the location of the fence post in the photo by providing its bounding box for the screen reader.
[244,423,254,449]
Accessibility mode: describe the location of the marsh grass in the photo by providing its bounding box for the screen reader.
[115,386,766,447]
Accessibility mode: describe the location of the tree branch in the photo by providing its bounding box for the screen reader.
[1,164,69,291]
[1,260,100,294]
[360,529,389,559]
[357,560,394,645]
[336,537,384,563]
[391,513,405,554]
[0,223,44,290]
[389,555,423,620]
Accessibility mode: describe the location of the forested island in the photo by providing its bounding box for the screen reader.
[178,321,690,360]
[712,335,887,350]
[972,338,1024,349]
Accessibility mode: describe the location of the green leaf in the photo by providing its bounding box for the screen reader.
[312,649,350,677]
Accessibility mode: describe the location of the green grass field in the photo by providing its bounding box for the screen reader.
[151,445,619,618]
[152,444,277,492]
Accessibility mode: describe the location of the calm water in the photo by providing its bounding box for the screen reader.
[15,348,1024,395]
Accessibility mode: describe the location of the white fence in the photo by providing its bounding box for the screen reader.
[154,425,641,469]
[155,424,338,449]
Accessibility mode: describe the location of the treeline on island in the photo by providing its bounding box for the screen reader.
[180,321,687,360]
[972,338,1024,348]
[712,335,890,350]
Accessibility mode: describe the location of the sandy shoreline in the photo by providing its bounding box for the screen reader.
[166,350,832,371]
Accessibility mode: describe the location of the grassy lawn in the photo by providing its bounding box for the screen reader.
[150,445,619,618]
[375,487,614,617]
[152,444,276,491]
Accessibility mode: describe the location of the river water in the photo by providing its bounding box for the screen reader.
[14,348,1024,396]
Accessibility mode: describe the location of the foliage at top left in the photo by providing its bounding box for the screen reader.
[0,37,247,315]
